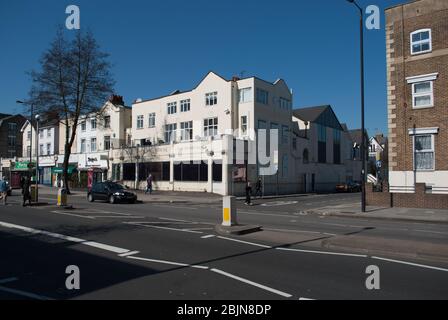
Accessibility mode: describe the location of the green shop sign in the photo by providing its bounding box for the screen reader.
[14,161,35,170]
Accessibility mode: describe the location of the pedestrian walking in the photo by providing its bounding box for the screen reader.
[245,179,253,205]
[145,173,153,195]
[22,176,31,207]
[0,177,8,206]
[255,177,263,198]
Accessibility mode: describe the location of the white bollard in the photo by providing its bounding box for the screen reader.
[222,196,237,227]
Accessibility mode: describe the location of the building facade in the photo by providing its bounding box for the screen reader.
[0,113,26,160]
[386,0,448,196]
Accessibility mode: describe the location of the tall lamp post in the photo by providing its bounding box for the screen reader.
[346,0,367,212]
[35,114,40,203]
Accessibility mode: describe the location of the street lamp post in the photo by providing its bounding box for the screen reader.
[347,0,367,213]
[35,114,40,203]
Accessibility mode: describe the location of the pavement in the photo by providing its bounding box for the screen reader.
[305,202,448,224]
[0,191,447,299]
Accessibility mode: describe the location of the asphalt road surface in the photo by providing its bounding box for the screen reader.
[0,192,447,300]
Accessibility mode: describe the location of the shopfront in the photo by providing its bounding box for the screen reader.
[38,156,57,186]
[10,161,35,189]
[78,153,109,188]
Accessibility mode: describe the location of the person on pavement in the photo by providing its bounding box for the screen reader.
[255,177,263,199]
[22,176,32,207]
[145,173,153,195]
[0,177,8,205]
[245,179,253,206]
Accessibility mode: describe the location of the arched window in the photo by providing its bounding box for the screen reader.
[303,149,309,164]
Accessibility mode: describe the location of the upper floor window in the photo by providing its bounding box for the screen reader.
[104,136,111,150]
[8,123,17,133]
[81,121,86,132]
[180,121,193,141]
[256,89,269,105]
[27,131,31,141]
[104,116,111,128]
[46,143,51,155]
[205,92,218,106]
[39,129,43,138]
[91,118,97,130]
[80,139,86,153]
[165,123,177,143]
[279,98,291,110]
[181,99,191,112]
[137,115,144,129]
[241,116,248,135]
[167,102,177,114]
[91,138,97,152]
[282,125,289,144]
[412,81,433,108]
[414,134,434,171]
[204,117,218,137]
[47,129,51,138]
[411,29,432,55]
[148,113,156,128]
[239,88,252,103]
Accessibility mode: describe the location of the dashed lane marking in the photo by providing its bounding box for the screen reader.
[210,268,293,298]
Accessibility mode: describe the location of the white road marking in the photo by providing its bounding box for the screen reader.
[159,217,190,222]
[263,228,337,236]
[372,256,448,272]
[0,221,130,254]
[118,251,140,257]
[210,268,292,298]
[91,216,144,219]
[82,241,130,254]
[0,277,18,284]
[201,235,216,239]
[299,297,316,301]
[0,285,53,300]
[277,247,368,258]
[124,222,203,234]
[414,229,448,235]
[127,255,209,269]
[50,211,96,220]
[216,236,272,249]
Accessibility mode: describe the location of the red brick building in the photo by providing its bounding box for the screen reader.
[385,0,448,208]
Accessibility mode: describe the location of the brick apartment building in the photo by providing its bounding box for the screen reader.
[380,0,448,208]
[0,113,26,159]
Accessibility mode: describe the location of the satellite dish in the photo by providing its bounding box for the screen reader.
[135,98,143,103]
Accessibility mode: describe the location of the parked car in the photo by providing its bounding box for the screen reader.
[336,181,361,193]
[88,181,137,204]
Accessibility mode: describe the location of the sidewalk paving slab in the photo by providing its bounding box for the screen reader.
[307,204,448,224]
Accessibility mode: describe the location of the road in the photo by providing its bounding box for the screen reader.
[0,191,447,300]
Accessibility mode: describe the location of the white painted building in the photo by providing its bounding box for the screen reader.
[21,119,59,185]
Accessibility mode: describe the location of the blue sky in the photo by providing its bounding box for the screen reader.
[0,0,407,135]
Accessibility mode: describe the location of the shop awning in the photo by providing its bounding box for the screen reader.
[52,166,77,174]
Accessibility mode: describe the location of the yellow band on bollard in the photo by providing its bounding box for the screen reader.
[223,208,230,222]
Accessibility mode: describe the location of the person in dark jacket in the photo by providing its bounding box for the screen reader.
[255,177,263,199]
[22,176,31,207]
[245,180,253,205]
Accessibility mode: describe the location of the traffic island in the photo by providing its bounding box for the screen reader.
[215,224,262,236]
[216,196,263,235]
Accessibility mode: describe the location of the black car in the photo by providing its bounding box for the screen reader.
[88,182,137,204]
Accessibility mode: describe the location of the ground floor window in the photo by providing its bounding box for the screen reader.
[138,162,171,181]
[213,161,222,182]
[112,164,121,181]
[174,161,208,182]
[123,163,136,181]
[414,134,434,170]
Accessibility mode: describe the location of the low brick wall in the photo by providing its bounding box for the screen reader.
[366,183,448,210]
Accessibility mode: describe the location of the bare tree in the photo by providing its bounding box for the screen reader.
[28,29,114,193]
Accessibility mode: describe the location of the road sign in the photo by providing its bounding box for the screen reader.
[376,160,382,168]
